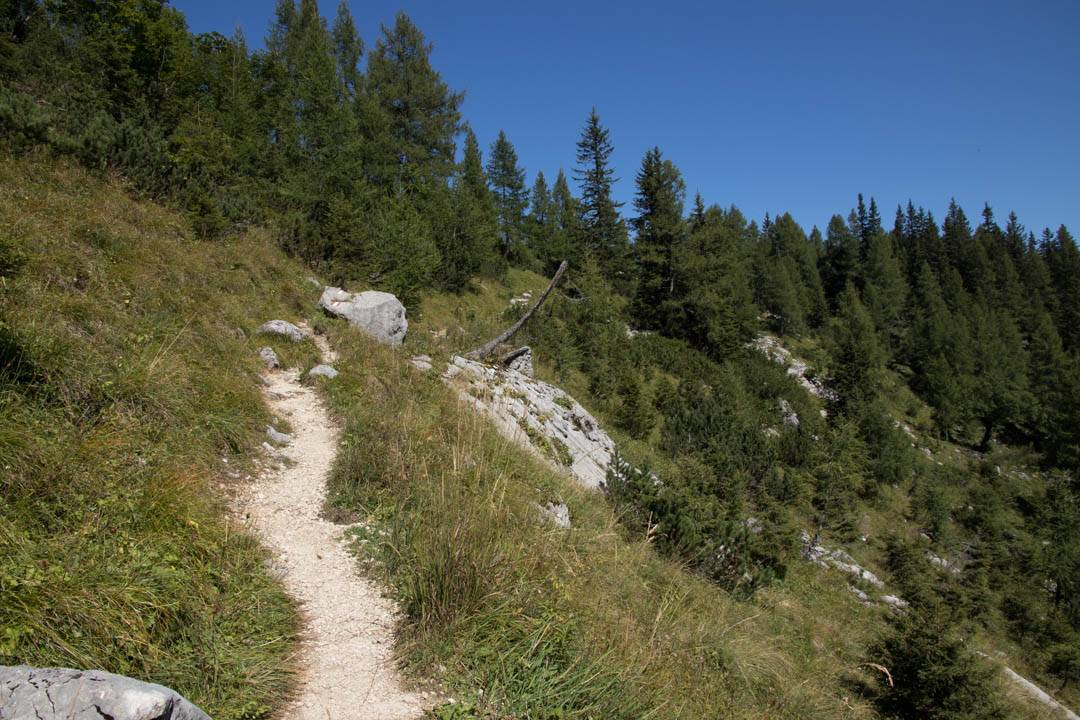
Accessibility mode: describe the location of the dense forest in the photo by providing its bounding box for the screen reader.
[3,1,1080,718]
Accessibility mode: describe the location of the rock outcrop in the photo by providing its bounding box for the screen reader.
[258,320,305,343]
[443,355,614,489]
[751,335,836,407]
[502,346,533,377]
[318,287,407,345]
[0,665,210,720]
[800,530,885,589]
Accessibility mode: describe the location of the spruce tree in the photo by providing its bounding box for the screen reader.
[630,146,686,332]
[527,171,555,269]
[676,203,756,357]
[549,169,582,272]
[574,107,629,284]
[486,130,528,260]
[1045,225,1080,351]
[821,213,860,306]
[860,232,907,350]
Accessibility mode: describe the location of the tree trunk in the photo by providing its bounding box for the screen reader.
[979,420,994,451]
[464,260,568,360]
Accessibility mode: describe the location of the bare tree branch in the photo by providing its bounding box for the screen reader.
[464,260,568,360]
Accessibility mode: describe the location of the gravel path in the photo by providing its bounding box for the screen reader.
[242,331,425,720]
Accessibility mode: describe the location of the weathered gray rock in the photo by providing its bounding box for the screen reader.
[537,502,571,529]
[266,425,293,444]
[0,665,210,720]
[444,355,615,489]
[308,364,339,379]
[879,594,909,612]
[306,276,323,289]
[779,398,800,427]
[800,530,885,589]
[750,335,837,409]
[502,346,533,377]
[259,346,280,369]
[410,355,434,372]
[319,287,407,345]
[258,320,305,343]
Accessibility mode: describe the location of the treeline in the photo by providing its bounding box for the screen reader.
[7,0,1076,468]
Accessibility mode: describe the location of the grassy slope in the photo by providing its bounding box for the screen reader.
[0,153,320,719]
[319,281,880,720]
[321,271,1062,719]
[1,154,1064,719]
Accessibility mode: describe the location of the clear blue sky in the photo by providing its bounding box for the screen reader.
[175,0,1080,236]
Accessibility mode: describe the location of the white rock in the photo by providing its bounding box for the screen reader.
[779,397,800,427]
[503,346,534,377]
[308,364,339,379]
[259,346,280,369]
[537,502,571,529]
[443,355,615,489]
[800,530,885,588]
[0,666,210,720]
[880,594,909,611]
[258,320,305,343]
[410,355,434,371]
[750,335,837,405]
[266,425,293,444]
[319,287,407,345]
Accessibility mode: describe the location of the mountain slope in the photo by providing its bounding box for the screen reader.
[0,153,316,719]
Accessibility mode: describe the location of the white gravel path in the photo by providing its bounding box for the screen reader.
[242,330,425,720]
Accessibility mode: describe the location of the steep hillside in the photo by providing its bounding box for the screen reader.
[333,271,1070,720]
[0,153,319,719]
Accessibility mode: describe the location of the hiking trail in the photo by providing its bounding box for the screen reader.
[242,327,425,720]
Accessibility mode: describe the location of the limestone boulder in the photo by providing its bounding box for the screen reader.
[308,364,339,379]
[319,287,407,345]
[258,320,305,343]
[0,666,210,720]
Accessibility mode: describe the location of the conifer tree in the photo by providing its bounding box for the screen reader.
[830,282,885,410]
[970,307,1030,448]
[366,11,462,191]
[574,108,629,284]
[821,213,860,306]
[860,232,907,349]
[548,169,581,272]
[486,130,528,260]
[437,127,499,289]
[908,263,972,439]
[676,203,756,357]
[330,0,362,96]
[875,606,1007,720]
[1045,225,1080,351]
[631,146,686,332]
[527,171,554,269]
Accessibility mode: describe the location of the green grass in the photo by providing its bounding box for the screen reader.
[3,152,1067,720]
[0,152,320,718]
[317,315,888,719]
[318,270,1067,720]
